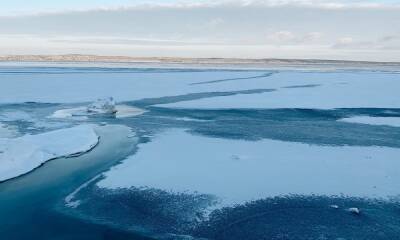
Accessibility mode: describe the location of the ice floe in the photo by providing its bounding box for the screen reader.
[339,116,400,127]
[50,98,145,119]
[115,105,146,118]
[97,129,400,208]
[87,97,117,114]
[50,107,88,119]
[0,125,99,182]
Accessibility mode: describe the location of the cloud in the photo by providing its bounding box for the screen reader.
[266,31,324,45]
[2,0,400,17]
[302,32,323,42]
[333,34,400,50]
[206,18,225,28]
[380,35,400,42]
[267,31,296,43]
[49,36,218,46]
[0,1,399,61]
[336,37,354,45]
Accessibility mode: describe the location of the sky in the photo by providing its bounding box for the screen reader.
[0,0,400,61]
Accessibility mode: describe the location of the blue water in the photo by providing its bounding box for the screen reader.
[1,65,400,239]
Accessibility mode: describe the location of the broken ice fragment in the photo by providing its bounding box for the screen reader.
[347,207,361,215]
[87,97,117,115]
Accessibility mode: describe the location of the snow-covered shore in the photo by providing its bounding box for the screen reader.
[0,125,99,182]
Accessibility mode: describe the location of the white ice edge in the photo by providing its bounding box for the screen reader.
[0,125,99,182]
[338,116,400,127]
[65,175,103,208]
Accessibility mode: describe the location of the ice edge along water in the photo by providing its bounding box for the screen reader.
[0,125,99,182]
[338,116,400,127]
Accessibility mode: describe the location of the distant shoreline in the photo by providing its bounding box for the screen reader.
[1,54,400,71]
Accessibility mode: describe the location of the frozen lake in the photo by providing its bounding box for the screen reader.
[1,64,400,239]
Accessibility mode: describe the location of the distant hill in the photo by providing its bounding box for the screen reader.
[1,54,399,70]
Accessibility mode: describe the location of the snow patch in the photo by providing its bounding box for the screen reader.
[0,125,99,182]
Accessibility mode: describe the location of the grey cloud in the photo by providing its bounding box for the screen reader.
[1,3,400,61]
[333,34,400,50]
[0,5,399,44]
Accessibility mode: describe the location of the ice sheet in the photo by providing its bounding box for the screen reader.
[0,125,99,182]
[98,129,400,207]
[156,72,400,109]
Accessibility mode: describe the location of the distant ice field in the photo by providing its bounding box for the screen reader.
[156,72,400,109]
[0,65,399,110]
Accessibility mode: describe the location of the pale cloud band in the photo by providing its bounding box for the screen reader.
[0,0,399,61]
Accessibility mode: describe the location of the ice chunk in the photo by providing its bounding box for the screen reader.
[0,125,99,182]
[347,207,361,215]
[87,97,117,115]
